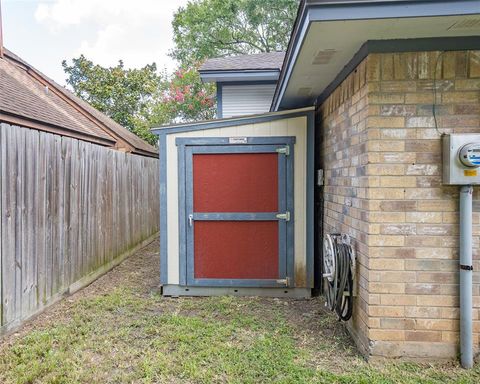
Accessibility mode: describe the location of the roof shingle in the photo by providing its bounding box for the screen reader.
[200,51,285,72]
[0,49,157,157]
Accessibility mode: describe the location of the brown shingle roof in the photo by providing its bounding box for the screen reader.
[0,57,114,142]
[200,51,285,72]
[0,49,158,157]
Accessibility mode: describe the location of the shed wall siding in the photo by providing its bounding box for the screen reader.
[319,50,480,360]
[221,84,277,118]
[165,116,308,286]
[0,123,159,333]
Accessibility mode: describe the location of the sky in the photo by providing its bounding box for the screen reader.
[2,0,190,85]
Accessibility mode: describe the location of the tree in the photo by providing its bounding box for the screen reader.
[136,65,216,134]
[62,0,297,144]
[62,56,215,145]
[171,0,299,65]
[155,66,216,123]
[62,55,162,145]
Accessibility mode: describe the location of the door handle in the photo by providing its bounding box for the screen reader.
[188,214,193,227]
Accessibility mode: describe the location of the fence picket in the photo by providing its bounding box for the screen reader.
[0,123,159,332]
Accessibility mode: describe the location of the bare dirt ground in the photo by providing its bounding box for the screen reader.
[0,238,478,383]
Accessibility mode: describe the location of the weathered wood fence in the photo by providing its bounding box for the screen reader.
[0,123,159,332]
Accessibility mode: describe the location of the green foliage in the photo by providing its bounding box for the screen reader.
[62,56,161,145]
[62,57,215,146]
[149,65,216,127]
[62,0,299,143]
[171,0,299,65]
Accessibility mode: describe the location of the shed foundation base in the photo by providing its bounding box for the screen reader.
[162,285,311,298]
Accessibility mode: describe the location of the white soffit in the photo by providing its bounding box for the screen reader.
[280,15,480,109]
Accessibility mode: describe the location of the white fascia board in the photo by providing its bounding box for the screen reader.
[199,70,280,83]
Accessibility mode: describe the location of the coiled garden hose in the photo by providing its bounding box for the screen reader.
[323,233,355,321]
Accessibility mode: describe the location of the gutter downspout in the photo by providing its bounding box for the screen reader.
[460,185,474,369]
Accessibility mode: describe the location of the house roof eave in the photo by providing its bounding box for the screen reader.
[271,0,480,112]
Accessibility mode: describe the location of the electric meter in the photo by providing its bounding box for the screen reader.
[459,143,480,168]
[443,134,480,185]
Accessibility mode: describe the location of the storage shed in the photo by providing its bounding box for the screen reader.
[153,107,315,297]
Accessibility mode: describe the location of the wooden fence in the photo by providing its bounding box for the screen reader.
[0,123,159,332]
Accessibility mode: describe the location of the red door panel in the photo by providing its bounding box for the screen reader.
[188,146,286,286]
[194,221,279,279]
[193,153,278,212]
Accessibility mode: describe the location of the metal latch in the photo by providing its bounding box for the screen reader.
[276,211,290,221]
[276,277,291,286]
[188,214,193,227]
[317,169,324,186]
[276,146,290,156]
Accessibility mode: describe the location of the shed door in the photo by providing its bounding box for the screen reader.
[184,144,293,287]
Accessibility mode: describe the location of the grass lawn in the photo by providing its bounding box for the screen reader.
[0,239,478,383]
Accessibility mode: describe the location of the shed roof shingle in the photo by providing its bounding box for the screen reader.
[199,51,285,72]
[0,49,158,157]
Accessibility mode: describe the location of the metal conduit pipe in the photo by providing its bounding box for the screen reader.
[460,185,473,369]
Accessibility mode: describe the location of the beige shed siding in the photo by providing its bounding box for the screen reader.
[221,84,277,118]
[320,50,480,360]
[165,116,309,286]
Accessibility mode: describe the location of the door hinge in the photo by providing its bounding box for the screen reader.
[276,277,291,286]
[276,211,291,221]
[276,145,290,156]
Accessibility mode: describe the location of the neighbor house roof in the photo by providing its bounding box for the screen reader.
[199,51,286,83]
[0,48,158,157]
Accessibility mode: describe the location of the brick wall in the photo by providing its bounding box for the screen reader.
[320,58,371,354]
[319,50,480,360]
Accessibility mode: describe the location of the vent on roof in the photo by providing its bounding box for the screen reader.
[448,18,480,30]
[312,49,337,65]
[297,87,312,97]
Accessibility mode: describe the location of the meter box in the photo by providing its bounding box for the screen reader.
[443,134,480,185]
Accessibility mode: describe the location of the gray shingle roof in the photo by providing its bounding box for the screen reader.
[200,52,285,72]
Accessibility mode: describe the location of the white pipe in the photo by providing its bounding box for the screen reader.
[460,185,473,369]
